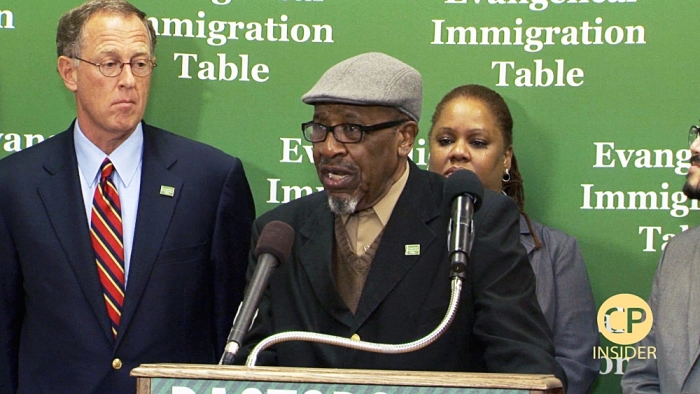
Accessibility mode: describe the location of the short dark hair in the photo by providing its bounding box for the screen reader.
[56,0,157,58]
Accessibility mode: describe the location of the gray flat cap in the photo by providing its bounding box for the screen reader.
[301,52,422,122]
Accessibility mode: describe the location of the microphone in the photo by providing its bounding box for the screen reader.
[219,220,295,365]
[443,169,483,279]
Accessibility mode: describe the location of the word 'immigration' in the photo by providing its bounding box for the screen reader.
[581,183,700,219]
[432,17,645,53]
[444,0,637,12]
[148,12,333,47]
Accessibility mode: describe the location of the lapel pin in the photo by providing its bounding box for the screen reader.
[159,185,175,197]
[405,244,420,256]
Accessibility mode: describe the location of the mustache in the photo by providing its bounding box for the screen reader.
[690,156,700,166]
[317,157,357,170]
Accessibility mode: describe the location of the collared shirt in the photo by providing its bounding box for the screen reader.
[341,163,409,255]
[75,121,143,286]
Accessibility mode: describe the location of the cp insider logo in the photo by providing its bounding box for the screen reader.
[598,293,653,345]
[594,293,656,365]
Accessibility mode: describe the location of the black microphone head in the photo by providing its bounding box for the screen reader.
[443,169,483,212]
[254,221,295,263]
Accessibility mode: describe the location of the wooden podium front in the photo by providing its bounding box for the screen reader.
[131,364,563,394]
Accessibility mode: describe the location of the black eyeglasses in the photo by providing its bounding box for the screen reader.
[690,125,700,147]
[301,120,408,144]
[73,57,157,77]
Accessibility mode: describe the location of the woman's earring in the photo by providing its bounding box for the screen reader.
[502,169,511,183]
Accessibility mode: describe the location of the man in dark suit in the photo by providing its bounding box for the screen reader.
[236,52,566,387]
[0,1,254,393]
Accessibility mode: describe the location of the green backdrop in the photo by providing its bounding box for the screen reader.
[1,1,698,392]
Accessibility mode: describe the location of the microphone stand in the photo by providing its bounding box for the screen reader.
[245,276,463,368]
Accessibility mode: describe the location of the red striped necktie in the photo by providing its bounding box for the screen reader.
[90,158,125,338]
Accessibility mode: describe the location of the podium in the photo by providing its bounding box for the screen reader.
[131,364,564,394]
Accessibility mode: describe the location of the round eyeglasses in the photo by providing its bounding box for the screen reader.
[73,57,157,77]
[689,125,700,147]
[301,120,408,144]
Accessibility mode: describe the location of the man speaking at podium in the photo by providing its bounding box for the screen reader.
[237,52,566,387]
[0,1,254,393]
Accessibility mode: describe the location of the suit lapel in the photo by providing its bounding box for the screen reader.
[298,202,355,327]
[117,125,182,345]
[519,215,535,255]
[38,128,114,341]
[353,163,440,329]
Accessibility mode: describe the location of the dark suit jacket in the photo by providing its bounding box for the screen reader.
[237,161,566,386]
[0,122,255,394]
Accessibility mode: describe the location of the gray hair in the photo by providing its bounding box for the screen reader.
[327,195,359,215]
[56,0,157,58]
